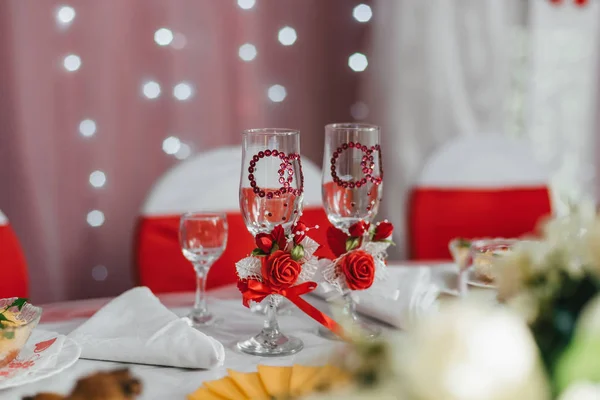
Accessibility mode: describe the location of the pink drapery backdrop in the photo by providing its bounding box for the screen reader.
[0,0,373,302]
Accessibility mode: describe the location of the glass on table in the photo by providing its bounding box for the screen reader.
[179,212,228,327]
[320,123,383,340]
[469,238,518,289]
[237,128,304,357]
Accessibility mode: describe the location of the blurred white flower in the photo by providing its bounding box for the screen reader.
[558,382,600,400]
[395,303,550,400]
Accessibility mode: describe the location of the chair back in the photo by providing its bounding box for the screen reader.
[408,135,552,260]
[0,210,28,297]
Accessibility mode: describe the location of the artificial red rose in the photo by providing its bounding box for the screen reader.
[271,225,287,250]
[255,233,274,253]
[327,227,348,258]
[373,221,393,242]
[348,221,370,238]
[261,250,301,290]
[339,250,375,290]
[293,221,307,244]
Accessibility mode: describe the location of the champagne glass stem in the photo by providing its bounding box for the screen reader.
[343,292,359,322]
[262,301,280,338]
[192,262,210,317]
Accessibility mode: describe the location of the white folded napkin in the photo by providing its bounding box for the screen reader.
[314,267,440,329]
[68,287,225,369]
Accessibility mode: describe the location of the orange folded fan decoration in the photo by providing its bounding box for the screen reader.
[188,364,349,400]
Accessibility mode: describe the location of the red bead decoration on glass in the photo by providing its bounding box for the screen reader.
[322,123,383,232]
[240,128,305,237]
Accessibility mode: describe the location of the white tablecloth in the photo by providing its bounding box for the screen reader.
[3,263,495,399]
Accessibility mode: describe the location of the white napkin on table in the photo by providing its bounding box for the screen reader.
[68,287,225,369]
[314,267,440,329]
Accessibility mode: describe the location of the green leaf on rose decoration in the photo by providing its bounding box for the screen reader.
[7,298,27,311]
[270,243,280,254]
[346,237,361,252]
[380,239,396,246]
[291,245,304,261]
[251,248,267,257]
[3,331,14,339]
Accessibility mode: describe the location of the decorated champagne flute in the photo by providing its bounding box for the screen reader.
[320,123,384,339]
[179,212,228,327]
[236,128,305,356]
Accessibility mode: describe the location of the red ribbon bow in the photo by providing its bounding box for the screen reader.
[240,279,346,339]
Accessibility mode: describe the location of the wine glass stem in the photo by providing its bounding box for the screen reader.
[193,263,210,315]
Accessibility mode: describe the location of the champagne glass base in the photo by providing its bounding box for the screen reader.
[318,320,381,340]
[237,332,303,357]
[186,311,216,327]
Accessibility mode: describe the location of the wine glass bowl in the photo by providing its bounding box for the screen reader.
[322,124,383,232]
[179,212,228,327]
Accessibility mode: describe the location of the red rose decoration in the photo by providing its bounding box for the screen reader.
[293,221,307,244]
[255,233,274,253]
[348,221,370,238]
[327,227,348,258]
[261,250,301,290]
[339,250,375,290]
[373,221,393,241]
[271,225,287,250]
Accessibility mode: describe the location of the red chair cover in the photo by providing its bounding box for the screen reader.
[136,208,333,294]
[0,225,28,298]
[408,186,552,260]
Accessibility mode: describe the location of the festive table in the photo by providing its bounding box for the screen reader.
[3,263,496,399]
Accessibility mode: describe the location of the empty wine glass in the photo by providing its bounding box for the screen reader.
[237,128,304,357]
[179,212,228,327]
[320,123,383,339]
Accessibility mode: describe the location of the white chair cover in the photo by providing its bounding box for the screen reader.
[417,134,550,188]
[142,146,322,216]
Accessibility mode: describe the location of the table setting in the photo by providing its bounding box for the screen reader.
[1,124,599,399]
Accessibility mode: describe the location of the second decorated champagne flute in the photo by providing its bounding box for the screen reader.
[321,123,383,339]
[237,128,305,356]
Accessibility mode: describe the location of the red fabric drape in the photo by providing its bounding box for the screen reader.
[135,208,333,293]
[0,225,28,298]
[408,187,552,260]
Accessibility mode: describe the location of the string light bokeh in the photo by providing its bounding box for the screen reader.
[0,0,373,301]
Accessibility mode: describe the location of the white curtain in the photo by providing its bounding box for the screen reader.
[367,0,599,259]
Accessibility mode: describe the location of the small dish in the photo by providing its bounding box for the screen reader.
[469,238,518,288]
[0,298,42,368]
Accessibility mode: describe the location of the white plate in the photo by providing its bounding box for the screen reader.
[0,330,81,390]
[467,270,496,289]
